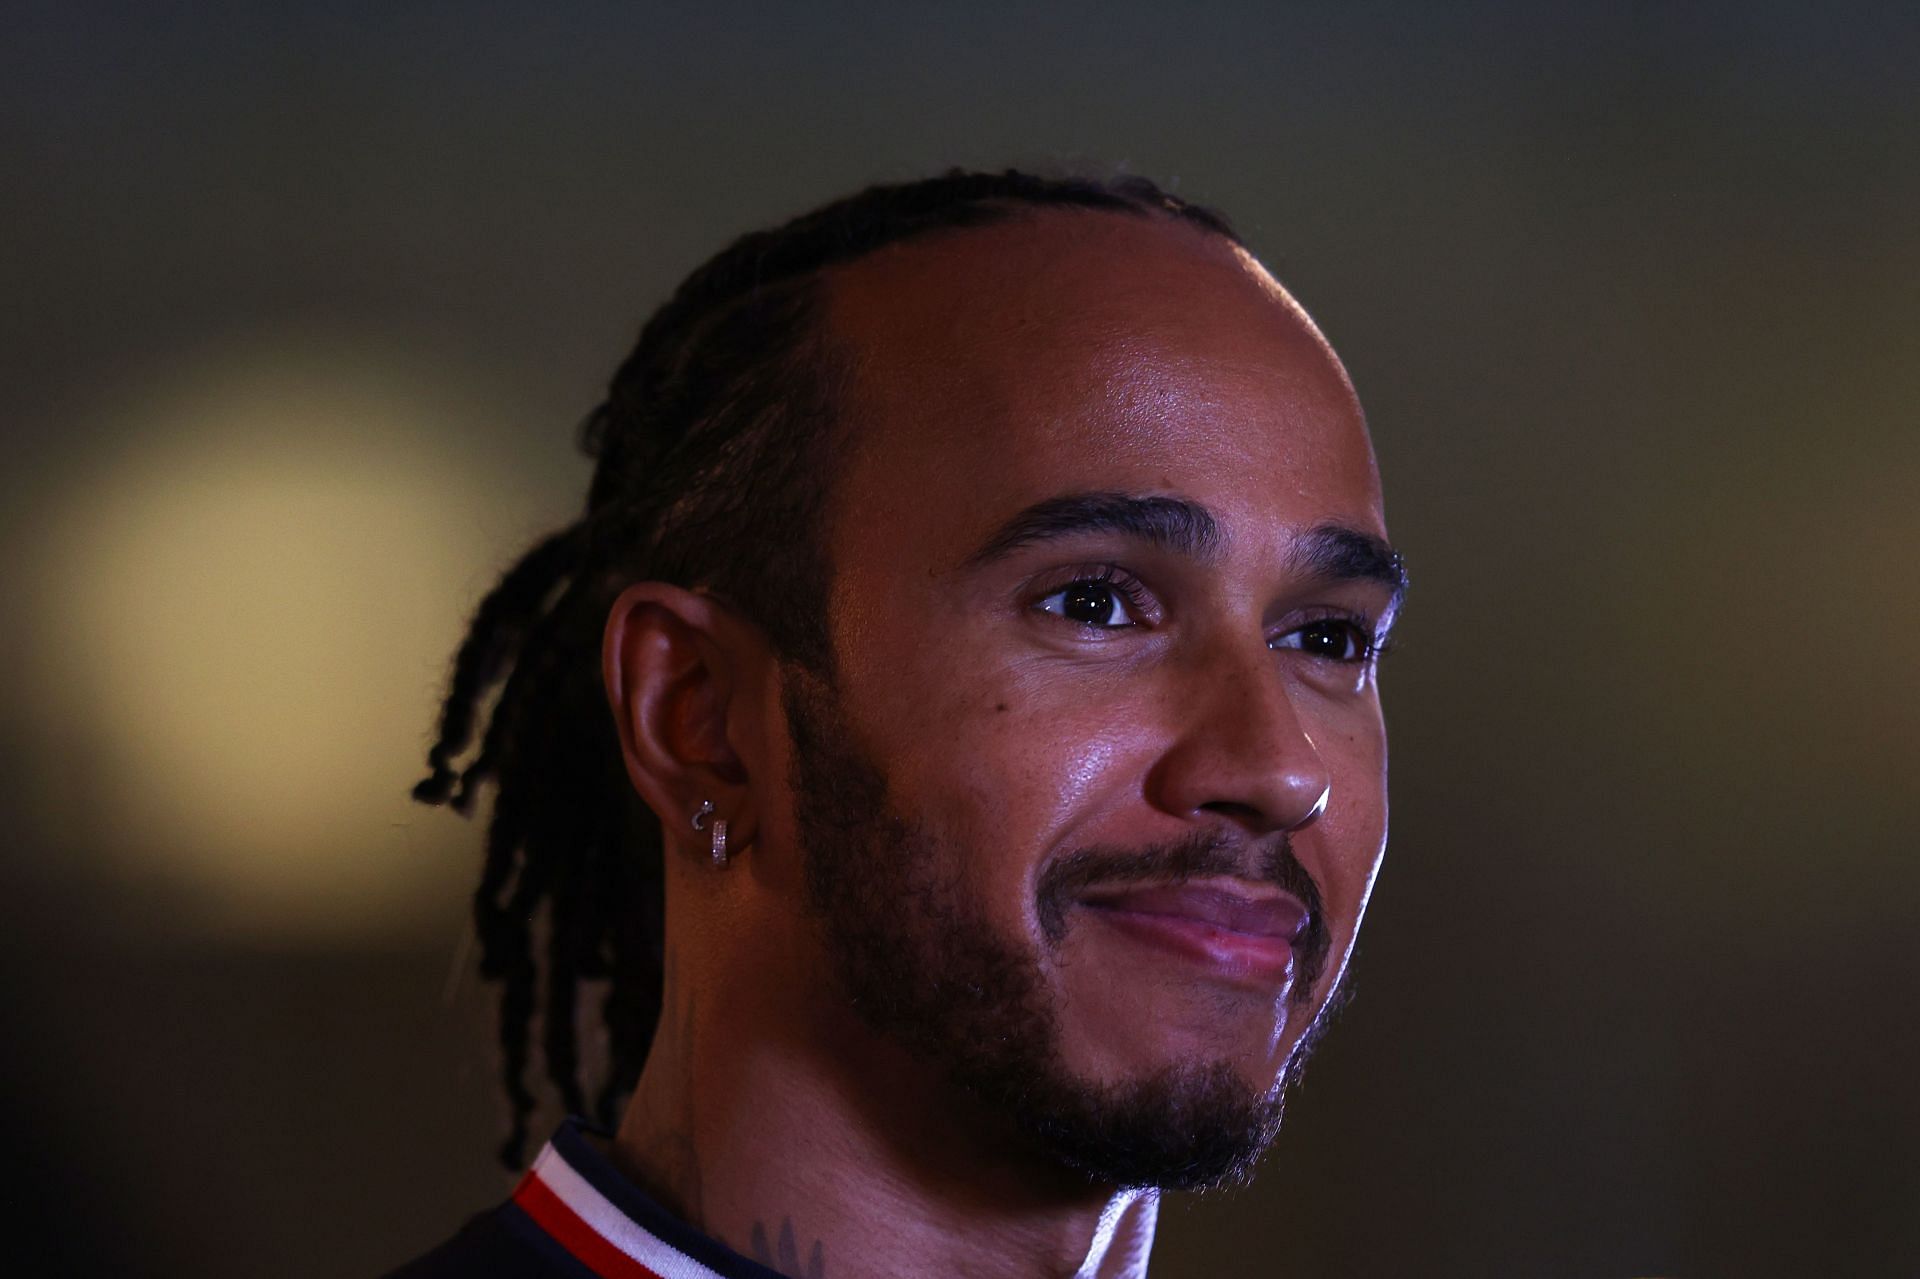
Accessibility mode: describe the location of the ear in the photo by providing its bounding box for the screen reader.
[602,582,763,865]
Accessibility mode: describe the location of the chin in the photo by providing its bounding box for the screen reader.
[1059,986,1294,1088]
[1015,1053,1291,1192]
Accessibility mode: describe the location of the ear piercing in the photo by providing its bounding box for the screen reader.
[690,799,729,869]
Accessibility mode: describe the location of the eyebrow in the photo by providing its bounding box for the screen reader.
[1287,523,1409,620]
[962,492,1223,568]
[962,490,1408,617]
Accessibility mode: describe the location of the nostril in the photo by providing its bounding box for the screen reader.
[1197,780,1327,833]
[1197,799,1269,828]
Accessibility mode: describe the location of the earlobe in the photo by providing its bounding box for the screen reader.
[601,582,760,862]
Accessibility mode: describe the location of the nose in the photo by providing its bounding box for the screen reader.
[1145,646,1331,837]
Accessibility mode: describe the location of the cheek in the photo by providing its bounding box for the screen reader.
[924,694,1129,840]
[851,649,1154,898]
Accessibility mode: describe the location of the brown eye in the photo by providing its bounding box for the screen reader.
[1063,582,1117,625]
[1273,619,1371,662]
[1035,577,1141,628]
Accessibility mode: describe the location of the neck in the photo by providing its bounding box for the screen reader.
[611,961,1159,1279]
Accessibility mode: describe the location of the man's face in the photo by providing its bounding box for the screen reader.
[773,212,1397,1188]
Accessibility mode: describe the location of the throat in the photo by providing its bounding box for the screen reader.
[611,1024,1161,1279]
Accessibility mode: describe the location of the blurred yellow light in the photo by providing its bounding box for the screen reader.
[35,338,574,942]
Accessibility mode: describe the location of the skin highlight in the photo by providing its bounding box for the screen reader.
[604,210,1397,1278]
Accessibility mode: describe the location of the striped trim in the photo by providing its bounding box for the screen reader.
[512,1143,729,1279]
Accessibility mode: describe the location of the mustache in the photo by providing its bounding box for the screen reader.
[1035,829,1330,1003]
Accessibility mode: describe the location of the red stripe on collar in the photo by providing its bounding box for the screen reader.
[513,1169,668,1279]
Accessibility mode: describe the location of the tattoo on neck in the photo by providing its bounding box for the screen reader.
[747,1217,827,1279]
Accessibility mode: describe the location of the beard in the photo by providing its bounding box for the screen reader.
[780,666,1346,1192]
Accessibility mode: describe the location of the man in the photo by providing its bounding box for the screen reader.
[396,169,1405,1279]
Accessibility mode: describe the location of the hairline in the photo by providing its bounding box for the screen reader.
[790,205,1246,667]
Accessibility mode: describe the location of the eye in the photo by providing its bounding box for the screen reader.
[1034,572,1149,629]
[1271,617,1376,663]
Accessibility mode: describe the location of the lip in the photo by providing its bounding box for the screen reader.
[1075,879,1309,987]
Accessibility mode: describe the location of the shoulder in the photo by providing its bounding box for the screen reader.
[381,1202,594,1279]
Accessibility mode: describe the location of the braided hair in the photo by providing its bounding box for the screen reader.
[414,168,1242,1167]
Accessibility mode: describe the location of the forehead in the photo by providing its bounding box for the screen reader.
[819,211,1384,568]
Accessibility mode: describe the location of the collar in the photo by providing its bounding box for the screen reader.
[510,1119,786,1279]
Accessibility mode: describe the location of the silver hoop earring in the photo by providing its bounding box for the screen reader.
[691,799,729,869]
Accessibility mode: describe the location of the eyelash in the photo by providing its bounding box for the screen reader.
[1032,567,1388,665]
[1031,564,1156,630]
[1270,609,1385,666]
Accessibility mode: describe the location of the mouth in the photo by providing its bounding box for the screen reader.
[1074,878,1310,989]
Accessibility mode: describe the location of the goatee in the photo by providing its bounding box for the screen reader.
[781,667,1345,1191]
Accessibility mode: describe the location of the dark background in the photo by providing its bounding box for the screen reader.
[3,2,1915,1276]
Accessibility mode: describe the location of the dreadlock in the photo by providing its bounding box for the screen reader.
[414,168,1243,1167]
